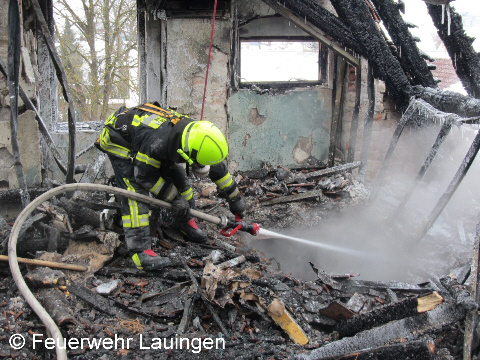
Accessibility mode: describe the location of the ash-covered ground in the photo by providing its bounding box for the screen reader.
[0,163,476,359]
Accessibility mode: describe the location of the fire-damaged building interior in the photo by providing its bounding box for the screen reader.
[1,0,480,358]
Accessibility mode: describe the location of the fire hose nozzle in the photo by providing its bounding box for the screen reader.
[219,217,260,237]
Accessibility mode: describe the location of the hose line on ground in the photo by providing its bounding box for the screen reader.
[8,183,225,360]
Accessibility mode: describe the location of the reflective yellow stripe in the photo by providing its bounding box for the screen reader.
[132,114,150,127]
[132,112,168,129]
[136,152,161,168]
[132,253,143,269]
[181,188,193,201]
[138,214,149,226]
[122,215,132,228]
[123,178,149,228]
[214,173,233,190]
[164,185,178,202]
[99,128,131,158]
[105,112,117,126]
[150,177,166,196]
[228,188,240,199]
[143,114,168,129]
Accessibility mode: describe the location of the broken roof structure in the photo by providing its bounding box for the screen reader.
[0,0,480,359]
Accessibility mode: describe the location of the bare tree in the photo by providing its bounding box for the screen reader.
[54,0,137,122]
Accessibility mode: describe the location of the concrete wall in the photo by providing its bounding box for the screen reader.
[165,18,232,135]
[0,110,42,189]
[0,0,43,190]
[228,90,332,171]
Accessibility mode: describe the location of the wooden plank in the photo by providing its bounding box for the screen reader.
[292,161,362,182]
[268,309,309,346]
[261,189,324,206]
[0,255,87,272]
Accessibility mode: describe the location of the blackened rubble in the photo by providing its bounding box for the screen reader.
[0,164,477,359]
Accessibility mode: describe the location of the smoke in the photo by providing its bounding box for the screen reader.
[247,121,480,283]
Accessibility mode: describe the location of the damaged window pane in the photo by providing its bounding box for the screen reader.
[240,40,320,83]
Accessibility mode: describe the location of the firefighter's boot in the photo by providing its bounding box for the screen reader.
[130,249,172,270]
[170,218,208,244]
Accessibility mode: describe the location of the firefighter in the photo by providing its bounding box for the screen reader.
[96,102,246,270]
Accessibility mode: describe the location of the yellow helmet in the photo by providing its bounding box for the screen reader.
[179,121,228,166]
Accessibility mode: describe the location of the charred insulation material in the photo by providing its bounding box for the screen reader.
[427,3,480,99]
[371,0,438,88]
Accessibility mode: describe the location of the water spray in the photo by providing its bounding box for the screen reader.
[217,213,373,260]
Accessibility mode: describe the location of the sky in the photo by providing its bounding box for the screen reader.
[402,0,480,54]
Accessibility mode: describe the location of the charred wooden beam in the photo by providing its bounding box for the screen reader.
[68,284,119,317]
[329,57,348,167]
[262,0,362,57]
[260,189,324,206]
[261,0,360,66]
[358,66,375,183]
[38,288,76,326]
[296,302,463,360]
[427,4,480,98]
[335,292,443,337]
[319,340,435,360]
[419,129,480,241]
[340,279,431,294]
[412,86,480,118]
[389,117,453,220]
[7,0,29,208]
[289,162,362,183]
[177,285,197,335]
[58,197,101,229]
[347,63,362,163]
[371,0,437,88]
[330,0,412,106]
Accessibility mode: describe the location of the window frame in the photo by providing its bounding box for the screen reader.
[238,36,329,89]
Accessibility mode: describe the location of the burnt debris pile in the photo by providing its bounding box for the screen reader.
[0,165,477,359]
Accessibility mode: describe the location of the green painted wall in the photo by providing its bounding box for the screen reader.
[228,89,332,171]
